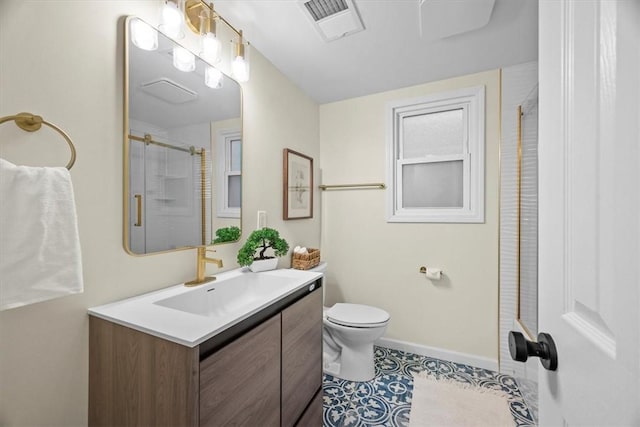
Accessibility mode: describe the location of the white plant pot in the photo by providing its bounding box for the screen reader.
[249,258,278,272]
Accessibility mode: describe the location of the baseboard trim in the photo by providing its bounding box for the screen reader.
[375,337,499,372]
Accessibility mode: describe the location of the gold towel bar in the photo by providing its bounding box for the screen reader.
[0,112,76,170]
[319,183,386,190]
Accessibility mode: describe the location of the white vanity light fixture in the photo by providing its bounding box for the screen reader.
[205,66,223,89]
[131,18,158,51]
[159,0,185,40]
[231,30,250,83]
[199,8,221,64]
[173,46,196,72]
[156,0,251,81]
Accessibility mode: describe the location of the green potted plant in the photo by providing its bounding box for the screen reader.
[212,226,241,244]
[237,227,289,272]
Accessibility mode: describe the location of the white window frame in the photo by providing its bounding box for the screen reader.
[215,129,241,218]
[386,85,485,223]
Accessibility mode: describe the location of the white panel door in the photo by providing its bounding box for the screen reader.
[538,0,639,425]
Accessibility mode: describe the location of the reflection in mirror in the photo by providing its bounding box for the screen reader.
[124,17,242,255]
[517,85,538,336]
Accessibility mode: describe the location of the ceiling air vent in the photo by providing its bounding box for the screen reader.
[139,78,197,104]
[304,0,348,21]
[300,0,365,42]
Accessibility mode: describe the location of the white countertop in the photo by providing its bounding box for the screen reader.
[88,268,322,347]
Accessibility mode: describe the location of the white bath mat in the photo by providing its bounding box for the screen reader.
[409,372,514,427]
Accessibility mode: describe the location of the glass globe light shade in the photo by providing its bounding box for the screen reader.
[159,1,184,39]
[131,19,158,51]
[231,55,249,82]
[205,66,223,89]
[173,46,195,72]
[201,33,221,64]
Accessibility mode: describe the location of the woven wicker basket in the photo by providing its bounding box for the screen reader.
[291,248,320,270]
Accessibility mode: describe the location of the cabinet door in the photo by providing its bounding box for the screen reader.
[295,389,323,427]
[89,317,200,427]
[281,288,323,426]
[200,314,281,426]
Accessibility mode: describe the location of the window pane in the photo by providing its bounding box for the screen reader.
[229,139,241,172]
[402,109,464,158]
[228,175,241,208]
[402,161,463,208]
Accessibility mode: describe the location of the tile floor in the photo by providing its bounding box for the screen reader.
[322,346,536,427]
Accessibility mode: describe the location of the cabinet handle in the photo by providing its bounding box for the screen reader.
[134,194,143,227]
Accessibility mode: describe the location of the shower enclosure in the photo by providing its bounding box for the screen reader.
[128,129,211,254]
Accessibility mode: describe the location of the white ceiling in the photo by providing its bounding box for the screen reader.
[214,0,538,104]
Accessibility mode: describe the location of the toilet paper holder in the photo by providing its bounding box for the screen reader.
[419,266,444,279]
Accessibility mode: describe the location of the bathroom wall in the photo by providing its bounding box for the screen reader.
[319,70,501,363]
[0,1,319,425]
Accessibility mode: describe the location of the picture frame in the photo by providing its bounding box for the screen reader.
[283,148,313,220]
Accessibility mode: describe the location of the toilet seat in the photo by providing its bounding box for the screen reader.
[326,303,390,328]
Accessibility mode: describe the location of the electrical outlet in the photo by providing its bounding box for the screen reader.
[257,210,267,229]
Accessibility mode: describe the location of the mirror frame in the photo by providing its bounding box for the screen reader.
[122,16,243,256]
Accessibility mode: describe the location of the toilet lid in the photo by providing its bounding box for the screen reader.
[326,303,390,328]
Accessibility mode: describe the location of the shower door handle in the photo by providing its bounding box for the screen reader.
[134,194,143,227]
[508,331,558,371]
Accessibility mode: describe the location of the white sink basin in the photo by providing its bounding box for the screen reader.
[88,268,321,347]
[154,271,307,317]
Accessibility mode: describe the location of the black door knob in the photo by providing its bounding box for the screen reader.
[508,331,558,371]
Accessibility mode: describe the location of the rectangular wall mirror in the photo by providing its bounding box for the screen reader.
[124,17,242,255]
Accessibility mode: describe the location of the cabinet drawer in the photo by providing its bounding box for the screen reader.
[200,314,281,426]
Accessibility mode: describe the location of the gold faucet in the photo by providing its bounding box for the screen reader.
[185,247,223,287]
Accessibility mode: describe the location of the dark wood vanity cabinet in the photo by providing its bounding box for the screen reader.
[89,281,322,427]
[282,288,323,426]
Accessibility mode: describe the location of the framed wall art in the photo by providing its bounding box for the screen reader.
[283,148,313,220]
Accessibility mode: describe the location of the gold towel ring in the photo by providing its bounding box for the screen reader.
[0,112,76,170]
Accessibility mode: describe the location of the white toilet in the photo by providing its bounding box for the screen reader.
[311,262,390,382]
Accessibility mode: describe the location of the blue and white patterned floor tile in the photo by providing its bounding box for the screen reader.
[322,346,536,427]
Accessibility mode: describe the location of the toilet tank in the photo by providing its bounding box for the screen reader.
[309,262,327,304]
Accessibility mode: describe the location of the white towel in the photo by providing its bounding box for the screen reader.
[0,158,83,310]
